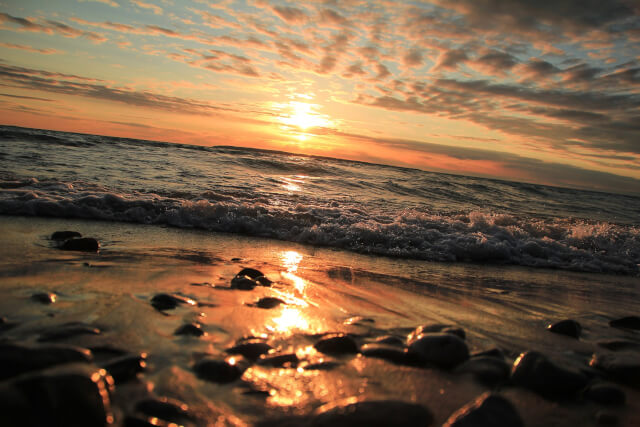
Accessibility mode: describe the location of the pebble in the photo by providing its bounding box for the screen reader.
[360,343,408,365]
[254,297,285,309]
[258,353,299,368]
[38,322,102,342]
[103,353,147,384]
[609,316,640,330]
[597,340,640,351]
[585,383,626,405]
[443,393,524,427]
[408,324,466,341]
[51,231,82,240]
[31,292,57,304]
[303,361,342,371]
[589,353,640,386]
[0,343,93,380]
[374,335,405,346]
[314,334,359,356]
[547,319,582,339]
[407,333,469,369]
[311,399,433,427]
[193,358,244,383]
[135,397,192,424]
[175,323,205,337]
[511,351,588,399]
[0,365,114,427]
[60,237,100,252]
[150,293,196,311]
[455,356,511,386]
[226,342,272,360]
[472,348,505,359]
[231,268,272,290]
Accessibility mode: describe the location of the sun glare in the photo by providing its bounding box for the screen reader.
[276,99,333,133]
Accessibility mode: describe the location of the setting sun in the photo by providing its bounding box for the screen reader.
[278,101,333,131]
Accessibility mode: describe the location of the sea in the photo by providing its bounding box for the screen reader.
[1,124,639,276]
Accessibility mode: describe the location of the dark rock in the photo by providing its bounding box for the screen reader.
[590,353,640,387]
[303,361,342,371]
[226,342,272,360]
[374,335,405,346]
[124,416,156,427]
[51,231,82,240]
[135,397,192,424]
[231,268,272,289]
[443,393,523,427]
[38,322,101,342]
[31,292,57,304]
[456,356,511,386]
[0,343,93,381]
[360,344,408,365]
[596,411,619,426]
[609,316,640,330]
[585,383,626,405]
[547,319,582,339]
[60,237,100,252]
[236,267,264,279]
[193,358,244,383]
[472,348,505,359]
[175,323,205,337]
[597,340,640,351]
[150,293,195,311]
[230,277,257,290]
[511,351,588,398]
[314,334,359,356]
[103,353,147,384]
[254,297,285,309]
[311,399,433,427]
[258,353,299,368]
[0,365,113,427]
[256,276,273,286]
[409,324,466,341]
[407,333,469,369]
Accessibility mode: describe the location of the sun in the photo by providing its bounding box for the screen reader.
[278,101,332,130]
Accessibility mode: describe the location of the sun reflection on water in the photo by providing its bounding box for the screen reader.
[268,307,309,333]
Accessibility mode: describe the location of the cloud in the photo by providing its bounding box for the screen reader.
[0,13,106,42]
[433,48,468,71]
[131,0,163,15]
[472,50,518,76]
[0,42,62,54]
[271,6,307,24]
[78,0,119,7]
[403,49,423,67]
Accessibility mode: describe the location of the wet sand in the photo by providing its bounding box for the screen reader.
[0,215,638,426]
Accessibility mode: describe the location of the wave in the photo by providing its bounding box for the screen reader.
[1,176,638,275]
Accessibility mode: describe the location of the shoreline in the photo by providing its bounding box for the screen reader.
[0,215,638,426]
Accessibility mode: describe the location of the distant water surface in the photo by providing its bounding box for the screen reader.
[1,125,638,274]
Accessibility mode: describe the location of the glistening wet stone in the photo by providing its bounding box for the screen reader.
[443,393,524,427]
[0,343,93,380]
[51,231,82,240]
[103,353,147,384]
[37,322,101,342]
[585,383,626,405]
[511,351,588,399]
[311,399,433,427]
[231,268,272,290]
[408,324,466,341]
[455,356,511,386]
[254,297,285,309]
[407,333,469,369]
[609,316,640,330]
[150,293,195,311]
[31,292,57,304]
[60,237,100,252]
[597,340,640,351]
[135,397,192,424]
[193,358,244,383]
[360,343,408,365]
[547,319,582,339]
[589,353,640,387]
[314,334,359,356]
[175,323,205,337]
[226,342,272,360]
[258,353,299,368]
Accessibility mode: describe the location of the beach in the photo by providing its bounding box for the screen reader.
[1,215,638,426]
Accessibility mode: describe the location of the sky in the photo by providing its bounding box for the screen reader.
[1,0,639,194]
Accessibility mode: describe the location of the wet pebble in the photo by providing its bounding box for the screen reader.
[0,343,93,381]
[312,399,433,427]
[150,293,195,311]
[443,393,523,427]
[303,361,342,371]
[511,351,588,399]
[254,297,285,309]
[193,358,244,383]
[60,237,100,252]
[38,322,101,342]
[51,231,82,240]
[409,324,466,341]
[374,335,404,347]
[175,323,205,337]
[589,353,640,387]
[226,341,273,360]
[231,268,272,290]
[314,334,359,356]
[258,353,299,368]
[134,397,192,424]
[455,356,511,386]
[547,319,582,339]
[597,340,640,351]
[407,333,469,369]
[360,343,407,365]
[103,353,147,384]
[585,383,626,405]
[609,316,640,330]
[31,292,57,304]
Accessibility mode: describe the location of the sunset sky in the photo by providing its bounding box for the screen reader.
[1,0,639,194]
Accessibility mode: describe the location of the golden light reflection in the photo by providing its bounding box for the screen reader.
[280,176,306,192]
[281,250,303,272]
[268,307,309,333]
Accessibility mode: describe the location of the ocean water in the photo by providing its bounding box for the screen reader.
[1,124,639,275]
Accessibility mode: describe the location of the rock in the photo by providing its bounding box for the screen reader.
[590,353,640,387]
[311,399,433,427]
[135,397,192,424]
[0,365,113,427]
[193,358,244,383]
[254,297,285,309]
[38,322,101,342]
[31,292,57,304]
[314,334,359,356]
[609,316,640,330]
[408,324,466,341]
[585,383,626,405]
[374,335,405,346]
[455,356,511,386]
[51,231,82,240]
[150,293,195,311]
[103,353,147,384]
[303,361,342,371]
[231,268,272,290]
[511,351,588,398]
[597,340,640,351]
[230,277,257,290]
[0,343,93,381]
[60,237,100,252]
[443,393,523,427]
[175,323,205,337]
[407,333,469,369]
[226,342,272,360]
[547,319,582,339]
[472,348,505,359]
[360,344,407,365]
[258,353,299,368]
